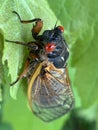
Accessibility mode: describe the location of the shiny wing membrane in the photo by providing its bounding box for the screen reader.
[28,63,74,122]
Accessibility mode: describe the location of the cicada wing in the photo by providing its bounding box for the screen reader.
[28,66,74,122]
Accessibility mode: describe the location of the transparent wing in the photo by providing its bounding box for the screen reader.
[29,65,74,122]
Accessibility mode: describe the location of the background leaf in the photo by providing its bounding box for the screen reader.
[0,0,98,130]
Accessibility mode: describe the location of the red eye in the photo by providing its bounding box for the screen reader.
[45,43,56,53]
[58,26,64,32]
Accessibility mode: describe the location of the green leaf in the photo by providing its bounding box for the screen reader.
[0,0,98,130]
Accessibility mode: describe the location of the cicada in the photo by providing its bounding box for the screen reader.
[6,11,74,122]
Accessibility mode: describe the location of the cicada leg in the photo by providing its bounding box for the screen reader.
[10,58,31,86]
[12,11,43,40]
[6,39,39,86]
[5,40,38,50]
[10,49,39,86]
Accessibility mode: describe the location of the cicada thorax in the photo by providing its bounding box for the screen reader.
[39,27,69,68]
[47,40,69,68]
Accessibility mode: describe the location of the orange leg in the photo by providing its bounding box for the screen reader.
[12,11,43,40]
[10,58,30,86]
[10,52,38,86]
